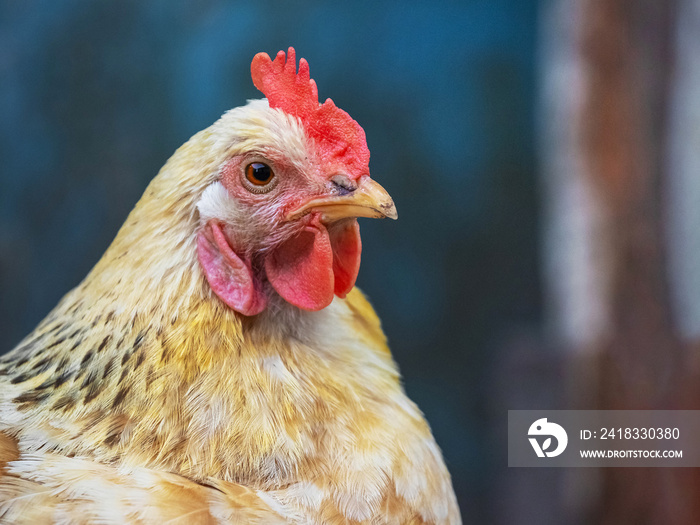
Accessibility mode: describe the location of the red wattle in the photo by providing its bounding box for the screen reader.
[265,217,335,311]
[328,219,362,298]
[197,221,267,316]
[198,215,363,314]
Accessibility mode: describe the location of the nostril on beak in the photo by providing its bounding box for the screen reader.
[330,174,357,196]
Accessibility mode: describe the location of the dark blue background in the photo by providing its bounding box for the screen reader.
[0,1,540,520]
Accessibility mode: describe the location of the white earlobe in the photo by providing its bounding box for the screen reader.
[197,182,239,224]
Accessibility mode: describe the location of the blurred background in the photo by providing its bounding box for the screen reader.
[2,0,699,523]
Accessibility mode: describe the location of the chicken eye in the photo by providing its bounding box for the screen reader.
[245,163,274,187]
[239,161,278,194]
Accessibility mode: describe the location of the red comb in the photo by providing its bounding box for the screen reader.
[251,47,370,178]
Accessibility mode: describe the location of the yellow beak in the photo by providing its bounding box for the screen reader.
[287,177,398,222]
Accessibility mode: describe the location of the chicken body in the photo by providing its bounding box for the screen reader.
[0,49,460,524]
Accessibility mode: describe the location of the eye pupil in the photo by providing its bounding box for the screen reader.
[246,162,273,185]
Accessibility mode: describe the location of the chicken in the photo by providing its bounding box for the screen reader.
[0,48,460,524]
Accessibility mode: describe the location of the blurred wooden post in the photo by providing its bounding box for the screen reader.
[580,0,679,408]
[578,0,682,520]
[540,0,700,522]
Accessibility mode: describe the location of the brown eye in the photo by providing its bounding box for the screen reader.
[245,162,274,186]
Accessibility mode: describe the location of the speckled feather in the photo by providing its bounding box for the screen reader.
[0,56,459,524]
